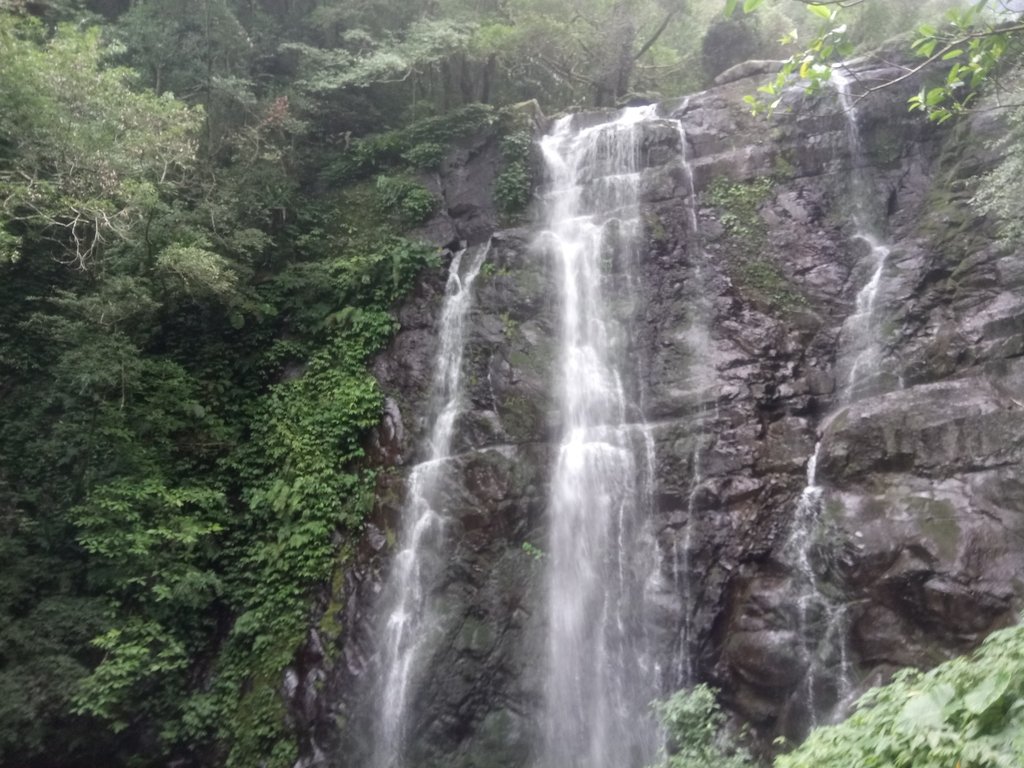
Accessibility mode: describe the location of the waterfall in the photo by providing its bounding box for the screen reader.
[833,68,894,401]
[372,242,490,768]
[780,442,834,724]
[669,113,716,689]
[538,106,662,768]
[782,66,901,728]
[782,439,856,726]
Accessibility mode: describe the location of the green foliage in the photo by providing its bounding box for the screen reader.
[724,0,766,17]
[212,357,382,767]
[73,619,191,733]
[734,0,1023,120]
[521,541,545,560]
[495,128,534,219]
[0,6,446,765]
[740,2,851,114]
[326,103,497,182]
[736,258,807,312]
[777,623,1024,768]
[974,95,1024,245]
[650,684,755,768]
[376,174,437,226]
[402,141,447,169]
[156,244,239,298]
[907,3,1023,124]
[286,18,476,93]
[706,177,773,254]
[16,1,1024,766]
[0,15,202,268]
[115,0,252,98]
[706,177,804,312]
[464,0,697,106]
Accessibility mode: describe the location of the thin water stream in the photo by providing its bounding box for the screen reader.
[373,242,490,768]
[669,113,717,690]
[833,68,895,401]
[784,68,900,726]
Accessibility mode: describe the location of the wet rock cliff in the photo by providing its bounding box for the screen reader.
[290,59,1024,766]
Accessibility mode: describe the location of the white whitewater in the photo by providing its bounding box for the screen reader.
[784,68,900,727]
[833,68,893,401]
[539,106,662,768]
[785,442,855,726]
[373,242,489,768]
[782,442,829,723]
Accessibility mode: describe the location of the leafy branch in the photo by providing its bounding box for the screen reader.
[732,0,1024,122]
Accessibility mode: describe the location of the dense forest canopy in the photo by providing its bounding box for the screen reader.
[2,0,1024,766]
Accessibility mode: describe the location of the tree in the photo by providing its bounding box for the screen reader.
[0,4,462,763]
[114,0,255,154]
[477,0,685,106]
[0,12,243,764]
[0,16,202,269]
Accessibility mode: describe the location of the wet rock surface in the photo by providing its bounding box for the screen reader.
[293,56,1024,766]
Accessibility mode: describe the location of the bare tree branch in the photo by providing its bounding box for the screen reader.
[537,54,597,87]
[634,9,679,62]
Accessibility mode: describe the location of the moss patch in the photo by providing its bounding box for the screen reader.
[498,393,542,441]
[706,177,773,256]
[735,258,808,312]
[705,176,808,314]
[644,209,669,245]
[908,496,960,561]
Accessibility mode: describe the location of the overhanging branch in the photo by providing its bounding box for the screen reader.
[634,9,679,61]
[854,22,1024,102]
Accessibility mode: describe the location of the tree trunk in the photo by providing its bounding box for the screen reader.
[593,0,637,106]
[480,53,497,104]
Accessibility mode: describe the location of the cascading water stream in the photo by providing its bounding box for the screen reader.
[781,441,834,723]
[668,111,717,690]
[783,67,900,727]
[538,106,662,768]
[833,67,895,401]
[372,242,489,768]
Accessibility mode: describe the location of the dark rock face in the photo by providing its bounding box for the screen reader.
[294,59,1024,766]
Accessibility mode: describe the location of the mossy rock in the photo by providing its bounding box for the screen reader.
[907,496,960,562]
[705,176,773,258]
[731,257,808,314]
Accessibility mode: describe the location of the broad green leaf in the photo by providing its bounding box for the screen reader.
[807,4,832,21]
[926,86,947,106]
[899,690,946,730]
[942,48,964,61]
[743,0,765,13]
[964,674,1011,715]
[931,682,957,711]
[725,0,739,17]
